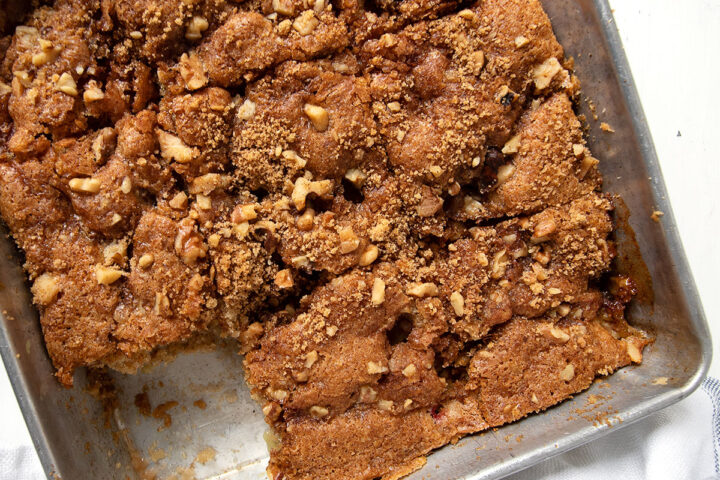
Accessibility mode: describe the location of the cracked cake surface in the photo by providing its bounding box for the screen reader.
[0,0,649,479]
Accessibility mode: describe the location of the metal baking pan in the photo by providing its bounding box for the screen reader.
[0,0,712,479]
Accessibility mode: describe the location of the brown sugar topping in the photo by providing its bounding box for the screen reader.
[0,0,649,479]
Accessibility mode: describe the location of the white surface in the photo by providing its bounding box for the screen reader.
[610,0,720,379]
[1,1,719,479]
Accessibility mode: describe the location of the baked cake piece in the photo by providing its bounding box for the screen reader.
[0,0,649,478]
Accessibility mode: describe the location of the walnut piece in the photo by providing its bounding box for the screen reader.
[559,364,575,381]
[272,0,295,16]
[303,103,329,132]
[237,99,257,121]
[532,218,557,243]
[310,405,329,418]
[401,364,417,378]
[338,228,360,254]
[274,269,294,289]
[138,254,154,269]
[291,177,333,210]
[501,135,521,155]
[55,73,78,96]
[407,283,439,298]
[293,11,319,35]
[533,57,563,91]
[95,265,123,285]
[68,177,101,194]
[496,164,516,185]
[179,52,208,91]
[367,361,388,374]
[450,291,464,316]
[31,273,61,306]
[358,244,379,266]
[371,278,386,305]
[157,130,198,164]
[185,16,209,41]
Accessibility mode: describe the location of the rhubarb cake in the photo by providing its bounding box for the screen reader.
[0,0,649,479]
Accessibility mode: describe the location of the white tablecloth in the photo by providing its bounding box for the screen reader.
[2,0,719,478]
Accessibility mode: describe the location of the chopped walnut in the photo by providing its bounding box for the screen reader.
[501,135,521,155]
[377,400,394,411]
[303,103,329,132]
[293,11,319,35]
[157,130,197,164]
[189,173,231,195]
[548,327,570,343]
[626,342,642,363]
[231,204,258,223]
[458,9,477,21]
[272,0,295,16]
[367,361,388,375]
[169,192,188,210]
[95,265,123,285]
[326,325,338,337]
[470,51,485,75]
[31,39,61,66]
[313,0,328,13]
[572,143,585,157]
[338,228,360,254]
[185,16,209,41]
[292,177,333,210]
[196,194,212,210]
[532,218,557,242]
[269,388,289,402]
[358,244,379,266]
[68,177,101,194]
[450,291,464,316]
[120,177,132,194]
[532,57,563,91]
[496,164,516,185]
[477,252,489,267]
[281,150,307,168]
[371,278,385,305]
[359,386,377,403]
[31,273,61,306]
[13,71,32,89]
[55,73,78,96]
[559,364,575,381]
[514,36,530,47]
[387,101,401,113]
[579,155,599,179]
[491,249,509,279]
[292,255,310,268]
[310,405,329,418]
[305,350,318,369]
[174,220,207,265]
[296,208,315,231]
[275,269,294,289]
[344,168,366,187]
[179,52,208,91]
[138,254,154,269]
[91,128,116,163]
[407,282,439,298]
[401,364,417,378]
[103,241,128,266]
[237,99,257,121]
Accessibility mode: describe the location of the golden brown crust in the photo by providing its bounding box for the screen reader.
[0,0,649,478]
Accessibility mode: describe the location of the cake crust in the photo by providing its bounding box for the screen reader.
[0,0,649,478]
